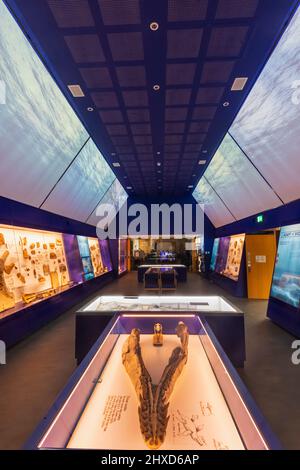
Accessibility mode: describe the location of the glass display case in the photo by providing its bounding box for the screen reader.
[82,295,237,313]
[210,234,245,282]
[27,314,280,450]
[0,224,113,319]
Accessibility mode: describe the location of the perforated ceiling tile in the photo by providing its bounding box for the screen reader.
[185,143,202,152]
[207,26,249,57]
[91,91,119,108]
[111,135,131,145]
[168,0,208,21]
[108,32,144,61]
[135,146,153,154]
[216,0,259,19]
[196,86,225,104]
[165,122,186,133]
[165,134,183,144]
[186,133,206,143]
[98,0,141,25]
[48,0,95,28]
[64,34,105,63]
[119,154,136,161]
[127,108,150,122]
[99,109,123,123]
[105,124,127,136]
[166,63,196,85]
[200,61,235,83]
[116,66,146,87]
[130,123,151,135]
[189,121,211,132]
[164,144,181,152]
[115,145,133,153]
[133,135,152,145]
[122,90,148,107]
[165,107,188,121]
[79,67,112,89]
[192,106,217,120]
[165,89,192,106]
[167,29,203,59]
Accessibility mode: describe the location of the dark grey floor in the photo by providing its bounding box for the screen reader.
[0,272,299,449]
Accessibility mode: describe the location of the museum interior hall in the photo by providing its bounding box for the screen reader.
[1,0,300,454]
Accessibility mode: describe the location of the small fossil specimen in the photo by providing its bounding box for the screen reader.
[122,322,189,449]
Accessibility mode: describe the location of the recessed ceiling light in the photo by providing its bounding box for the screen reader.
[157,162,161,166]
[150,22,159,31]
[188,185,193,189]
[202,150,208,154]
[198,159,206,165]
[157,151,161,155]
[157,170,161,173]
[111,152,116,156]
[231,77,248,91]
[192,174,196,177]
[124,176,127,179]
[113,162,120,167]
[68,84,85,98]
[223,101,230,107]
[87,107,94,112]
[153,84,160,91]
[126,186,132,190]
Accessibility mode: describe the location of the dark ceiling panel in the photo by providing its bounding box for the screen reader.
[207,26,249,57]
[107,32,144,61]
[196,86,225,104]
[189,121,211,133]
[116,66,146,87]
[200,61,235,83]
[99,109,123,123]
[166,63,197,85]
[167,29,203,59]
[133,135,152,145]
[192,106,217,120]
[64,34,105,63]
[168,0,208,22]
[131,123,151,135]
[165,107,188,121]
[215,0,259,19]
[106,124,127,135]
[48,0,95,28]
[127,108,150,123]
[165,122,186,133]
[91,91,119,108]
[79,67,113,88]
[165,89,191,106]
[98,0,141,25]
[122,90,148,107]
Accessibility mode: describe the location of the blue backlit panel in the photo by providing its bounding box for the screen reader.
[0,1,89,207]
[204,133,281,220]
[87,178,128,227]
[42,139,116,222]
[231,7,300,203]
[193,177,235,228]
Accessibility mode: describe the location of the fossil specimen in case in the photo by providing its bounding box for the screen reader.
[122,321,189,449]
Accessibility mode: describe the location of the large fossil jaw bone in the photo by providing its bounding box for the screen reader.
[122,322,189,449]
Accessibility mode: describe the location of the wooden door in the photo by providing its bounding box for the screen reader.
[246,233,277,299]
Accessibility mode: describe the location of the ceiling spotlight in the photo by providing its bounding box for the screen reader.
[68,84,85,98]
[113,162,120,167]
[223,101,230,107]
[188,185,193,189]
[153,84,160,91]
[202,150,208,154]
[126,186,132,190]
[231,77,248,91]
[87,107,94,112]
[157,151,161,155]
[157,162,161,166]
[150,22,159,31]
[198,159,206,165]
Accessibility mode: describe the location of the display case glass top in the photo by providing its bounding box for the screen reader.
[29,314,279,450]
[82,295,238,313]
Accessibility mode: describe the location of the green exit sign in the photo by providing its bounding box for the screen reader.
[256,214,264,223]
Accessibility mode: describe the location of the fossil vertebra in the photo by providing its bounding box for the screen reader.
[122,321,189,449]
